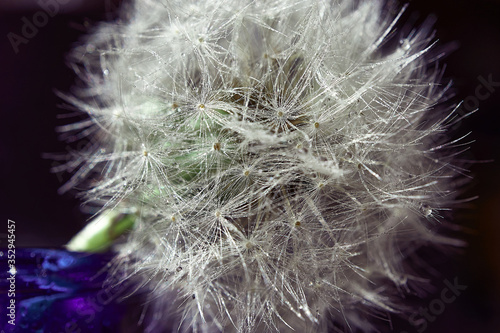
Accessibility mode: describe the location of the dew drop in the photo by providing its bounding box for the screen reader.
[399,38,410,51]
[422,205,433,217]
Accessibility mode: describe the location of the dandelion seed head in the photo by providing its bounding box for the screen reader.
[59,0,467,332]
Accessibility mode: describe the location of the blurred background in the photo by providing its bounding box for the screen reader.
[0,0,499,332]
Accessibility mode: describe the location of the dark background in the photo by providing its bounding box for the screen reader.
[0,0,499,332]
